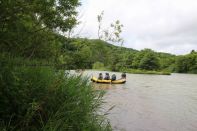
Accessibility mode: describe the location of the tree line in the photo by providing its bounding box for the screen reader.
[58,38,197,74]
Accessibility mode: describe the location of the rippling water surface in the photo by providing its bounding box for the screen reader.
[83,70,197,131]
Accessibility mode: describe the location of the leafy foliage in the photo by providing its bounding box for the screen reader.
[138,49,160,70]
[0,56,111,131]
[175,51,197,73]
[0,0,79,60]
[0,0,112,131]
[97,11,124,45]
[93,61,105,69]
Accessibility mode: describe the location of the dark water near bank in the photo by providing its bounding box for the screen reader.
[82,71,197,131]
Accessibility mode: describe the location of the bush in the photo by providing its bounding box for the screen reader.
[0,57,111,131]
[92,62,105,70]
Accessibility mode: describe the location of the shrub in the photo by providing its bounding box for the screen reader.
[0,57,111,131]
[92,62,105,70]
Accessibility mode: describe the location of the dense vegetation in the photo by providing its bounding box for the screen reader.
[175,50,197,73]
[0,0,111,130]
[59,38,197,74]
[0,56,111,131]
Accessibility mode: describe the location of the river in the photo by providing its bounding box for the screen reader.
[82,70,197,131]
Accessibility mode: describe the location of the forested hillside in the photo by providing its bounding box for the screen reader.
[58,38,196,74]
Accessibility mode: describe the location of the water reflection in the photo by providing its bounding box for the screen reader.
[92,83,113,90]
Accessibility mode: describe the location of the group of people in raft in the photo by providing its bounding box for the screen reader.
[98,72,126,81]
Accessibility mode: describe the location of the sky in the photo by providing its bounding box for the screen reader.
[75,0,197,55]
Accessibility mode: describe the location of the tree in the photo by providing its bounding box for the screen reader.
[0,0,80,59]
[132,49,160,70]
[175,56,189,73]
[108,20,124,46]
[190,50,196,54]
[97,11,104,39]
[132,50,146,68]
[139,51,160,70]
[97,11,124,46]
[175,52,197,73]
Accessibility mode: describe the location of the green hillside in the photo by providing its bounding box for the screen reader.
[59,38,172,72]
[59,38,196,74]
[60,38,138,70]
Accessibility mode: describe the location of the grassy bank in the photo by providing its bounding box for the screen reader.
[91,66,171,75]
[0,56,111,131]
[121,69,171,75]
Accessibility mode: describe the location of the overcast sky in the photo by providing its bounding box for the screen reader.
[76,0,197,55]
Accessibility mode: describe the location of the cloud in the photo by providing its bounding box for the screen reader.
[76,0,197,55]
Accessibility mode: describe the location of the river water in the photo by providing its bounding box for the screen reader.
[82,70,197,131]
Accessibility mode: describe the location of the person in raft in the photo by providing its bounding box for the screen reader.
[98,73,103,80]
[104,73,110,80]
[111,74,116,81]
[121,72,126,79]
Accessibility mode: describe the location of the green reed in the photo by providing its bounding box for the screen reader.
[0,56,111,131]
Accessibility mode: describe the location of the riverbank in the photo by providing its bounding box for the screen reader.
[122,69,171,75]
[91,68,171,75]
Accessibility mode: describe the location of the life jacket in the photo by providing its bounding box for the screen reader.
[111,74,116,81]
[104,75,110,80]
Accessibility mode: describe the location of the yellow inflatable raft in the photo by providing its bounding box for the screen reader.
[91,76,126,84]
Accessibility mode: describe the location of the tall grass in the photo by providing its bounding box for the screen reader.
[121,68,171,75]
[0,55,111,131]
